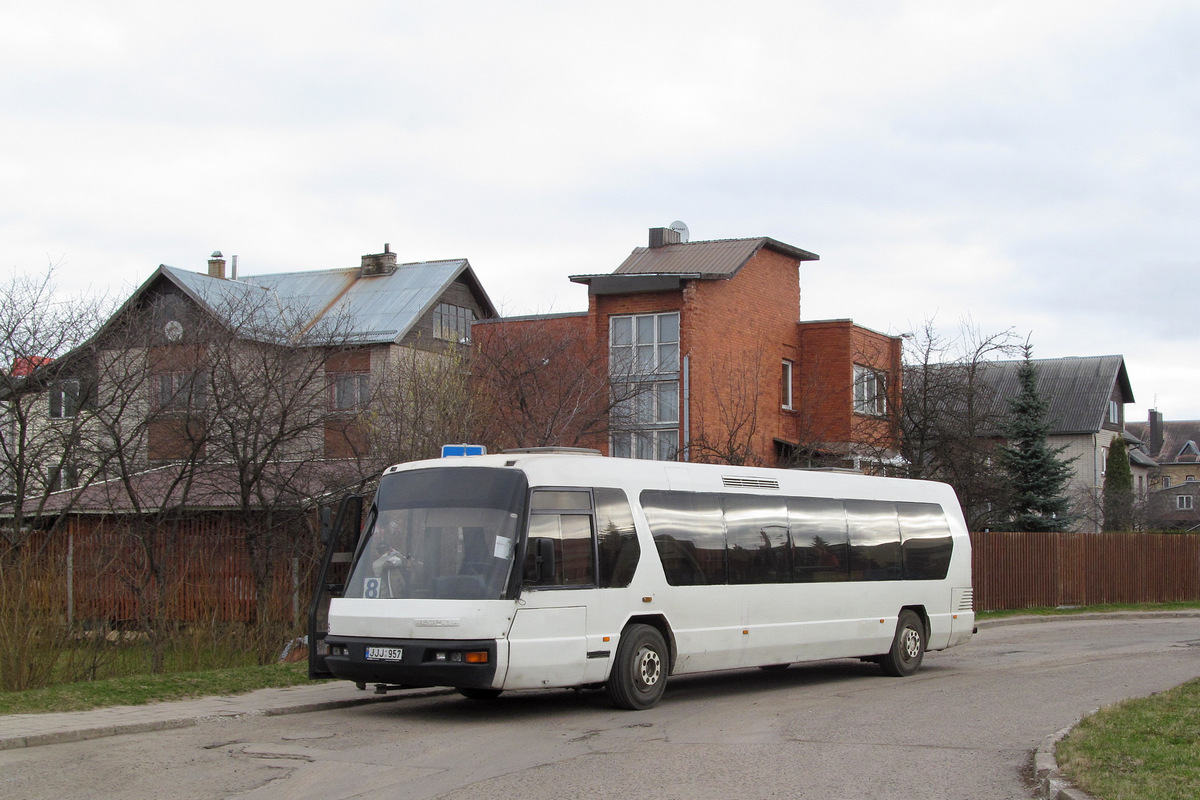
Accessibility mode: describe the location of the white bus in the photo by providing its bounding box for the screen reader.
[311,451,974,710]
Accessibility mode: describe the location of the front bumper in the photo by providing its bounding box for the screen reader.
[324,635,500,689]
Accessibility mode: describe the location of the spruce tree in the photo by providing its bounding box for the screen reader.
[996,346,1076,531]
[1102,436,1135,531]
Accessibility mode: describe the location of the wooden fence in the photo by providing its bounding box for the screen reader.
[971,531,1200,611]
[9,523,1200,622]
[13,512,322,627]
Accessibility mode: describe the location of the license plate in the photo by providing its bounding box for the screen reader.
[365,646,404,661]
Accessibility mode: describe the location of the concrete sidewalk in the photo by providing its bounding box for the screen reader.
[0,681,449,751]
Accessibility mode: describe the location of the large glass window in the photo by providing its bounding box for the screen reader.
[643,490,725,585]
[845,500,902,581]
[610,312,680,461]
[897,502,953,580]
[724,495,790,584]
[789,497,849,582]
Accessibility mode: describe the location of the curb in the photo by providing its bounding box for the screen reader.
[1034,724,1097,800]
[0,686,452,751]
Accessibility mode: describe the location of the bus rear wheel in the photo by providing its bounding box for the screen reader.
[607,624,668,710]
[879,610,925,677]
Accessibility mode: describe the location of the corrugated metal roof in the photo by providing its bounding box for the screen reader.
[611,237,819,279]
[974,355,1133,435]
[160,258,492,345]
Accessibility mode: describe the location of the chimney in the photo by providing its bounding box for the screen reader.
[360,243,398,277]
[207,251,226,279]
[648,227,682,248]
[1149,409,1164,457]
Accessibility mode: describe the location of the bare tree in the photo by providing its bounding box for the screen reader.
[357,343,479,469]
[0,266,112,549]
[473,317,633,451]
[686,347,770,466]
[899,317,1020,530]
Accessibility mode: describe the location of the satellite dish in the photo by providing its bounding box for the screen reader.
[668,220,690,242]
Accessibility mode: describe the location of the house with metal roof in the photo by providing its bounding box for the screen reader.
[972,354,1138,532]
[28,245,497,496]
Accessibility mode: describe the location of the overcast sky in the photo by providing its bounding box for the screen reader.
[4,2,1198,419]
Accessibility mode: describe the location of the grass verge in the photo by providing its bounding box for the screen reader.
[0,662,317,716]
[1056,677,1200,800]
[977,601,1200,620]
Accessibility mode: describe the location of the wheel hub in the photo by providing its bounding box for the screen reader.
[637,646,661,687]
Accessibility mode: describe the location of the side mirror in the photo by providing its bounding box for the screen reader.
[524,537,557,584]
[320,507,333,546]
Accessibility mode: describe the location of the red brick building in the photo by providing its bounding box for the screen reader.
[475,227,902,470]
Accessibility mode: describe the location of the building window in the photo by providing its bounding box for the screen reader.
[1177,495,1194,511]
[1187,475,1196,483]
[609,312,680,461]
[330,373,371,411]
[157,372,207,410]
[434,303,475,343]
[1163,476,1172,489]
[49,379,81,419]
[47,464,79,492]
[1101,448,1108,477]
[781,360,794,410]
[1108,400,1120,425]
[610,313,679,376]
[853,365,886,416]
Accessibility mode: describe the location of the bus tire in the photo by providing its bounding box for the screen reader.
[607,624,668,710]
[458,687,503,700]
[879,610,925,677]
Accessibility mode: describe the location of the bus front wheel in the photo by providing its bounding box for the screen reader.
[879,610,925,677]
[607,624,668,710]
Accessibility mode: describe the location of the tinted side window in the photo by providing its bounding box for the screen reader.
[845,500,902,581]
[643,490,725,585]
[898,502,953,580]
[789,497,849,582]
[723,495,790,584]
[525,490,595,587]
[595,488,640,588]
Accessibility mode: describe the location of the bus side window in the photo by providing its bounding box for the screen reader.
[643,491,725,586]
[897,502,954,580]
[595,488,640,588]
[845,500,902,581]
[723,495,790,584]
[525,490,595,588]
[789,497,849,583]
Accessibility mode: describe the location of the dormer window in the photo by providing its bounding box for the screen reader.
[1179,441,1200,458]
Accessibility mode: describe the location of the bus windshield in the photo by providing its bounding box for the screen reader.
[344,467,528,601]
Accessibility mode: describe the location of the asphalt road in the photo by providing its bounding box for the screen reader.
[3,615,1198,800]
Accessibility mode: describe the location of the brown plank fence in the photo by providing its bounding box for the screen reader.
[16,513,322,627]
[971,531,1200,611]
[12,522,1200,623]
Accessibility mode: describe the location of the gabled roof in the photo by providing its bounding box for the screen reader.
[130,258,496,346]
[569,236,818,289]
[1125,419,1200,463]
[975,355,1134,435]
